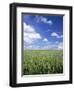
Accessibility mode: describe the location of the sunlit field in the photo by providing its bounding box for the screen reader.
[23,50,63,75]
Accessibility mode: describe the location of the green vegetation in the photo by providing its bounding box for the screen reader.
[23,50,63,75]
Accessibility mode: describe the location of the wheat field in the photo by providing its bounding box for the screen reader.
[23,50,63,75]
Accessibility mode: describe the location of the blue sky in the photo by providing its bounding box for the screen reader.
[23,14,63,50]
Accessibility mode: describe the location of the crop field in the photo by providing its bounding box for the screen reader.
[23,50,63,75]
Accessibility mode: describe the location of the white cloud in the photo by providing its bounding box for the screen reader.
[51,32,63,38]
[40,41,63,50]
[51,32,58,36]
[24,45,33,50]
[24,23,35,33]
[23,23,63,50]
[35,16,52,25]
[24,36,33,44]
[42,45,51,50]
[23,22,41,45]
[43,38,48,42]
[40,16,52,25]
[24,44,41,50]
[24,32,41,39]
[25,45,33,49]
[58,42,63,50]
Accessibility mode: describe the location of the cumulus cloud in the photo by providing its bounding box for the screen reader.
[23,23,35,33]
[35,16,52,25]
[40,16,52,25]
[51,32,63,38]
[43,38,48,42]
[23,23,63,50]
[23,22,41,45]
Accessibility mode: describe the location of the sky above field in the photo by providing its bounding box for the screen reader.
[22,14,63,50]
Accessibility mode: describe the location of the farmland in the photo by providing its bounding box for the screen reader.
[23,50,63,75]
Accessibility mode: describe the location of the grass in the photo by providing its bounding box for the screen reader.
[23,50,63,75]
